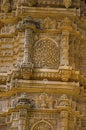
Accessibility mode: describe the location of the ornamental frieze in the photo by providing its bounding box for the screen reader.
[32,121,53,130]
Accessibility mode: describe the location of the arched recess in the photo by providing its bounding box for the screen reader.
[31,120,53,130]
[32,38,60,69]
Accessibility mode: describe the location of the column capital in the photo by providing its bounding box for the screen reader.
[17,16,40,32]
[60,17,73,31]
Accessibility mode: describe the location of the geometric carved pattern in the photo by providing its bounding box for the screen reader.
[32,38,59,68]
[32,121,52,130]
[35,93,56,109]
[43,17,57,29]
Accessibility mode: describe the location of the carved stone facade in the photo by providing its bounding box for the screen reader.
[0,0,86,130]
[32,38,59,68]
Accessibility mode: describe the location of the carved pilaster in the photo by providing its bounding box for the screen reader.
[23,28,33,65]
[60,30,69,67]
[59,18,73,81]
[59,112,69,129]
[21,27,33,79]
[22,28,33,79]
[10,112,19,130]
[17,17,38,79]
[17,17,35,66]
[57,95,70,130]
[18,109,28,130]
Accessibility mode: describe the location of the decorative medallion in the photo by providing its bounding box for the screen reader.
[32,38,59,69]
[33,122,52,130]
[63,0,72,8]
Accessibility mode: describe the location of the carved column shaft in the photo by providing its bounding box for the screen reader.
[59,111,68,130]
[23,28,33,64]
[18,109,28,130]
[19,119,26,130]
[60,30,69,67]
[10,112,19,130]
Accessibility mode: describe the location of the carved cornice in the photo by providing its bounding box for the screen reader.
[16,7,80,18]
[0,67,86,88]
[0,32,17,38]
[0,104,80,118]
[0,79,80,97]
[57,106,80,117]
[0,13,20,24]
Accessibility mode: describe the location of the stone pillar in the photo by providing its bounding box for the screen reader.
[59,18,73,81]
[18,109,28,130]
[59,111,68,130]
[10,112,19,130]
[76,118,81,130]
[23,28,33,65]
[17,17,37,79]
[58,95,69,130]
[60,30,69,67]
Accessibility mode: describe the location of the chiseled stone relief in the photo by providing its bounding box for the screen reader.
[43,17,57,29]
[0,0,86,130]
[33,38,59,68]
[32,121,52,130]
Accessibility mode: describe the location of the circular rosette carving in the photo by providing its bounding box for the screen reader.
[32,121,52,130]
[32,38,60,69]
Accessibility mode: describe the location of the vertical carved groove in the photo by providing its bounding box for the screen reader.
[60,30,69,67]
[23,29,33,64]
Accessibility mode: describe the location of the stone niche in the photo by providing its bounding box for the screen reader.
[28,112,58,130]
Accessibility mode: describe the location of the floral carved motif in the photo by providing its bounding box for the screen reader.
[32,121,52,130]
[32,38,59,69]
[43,17,57,29]
[35,93,56,109]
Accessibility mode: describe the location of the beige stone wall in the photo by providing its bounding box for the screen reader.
[0,0,86,130]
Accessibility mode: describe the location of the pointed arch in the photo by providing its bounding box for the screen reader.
[43,17,57,29]
[34,37,59,48]
[31,120,53,130]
